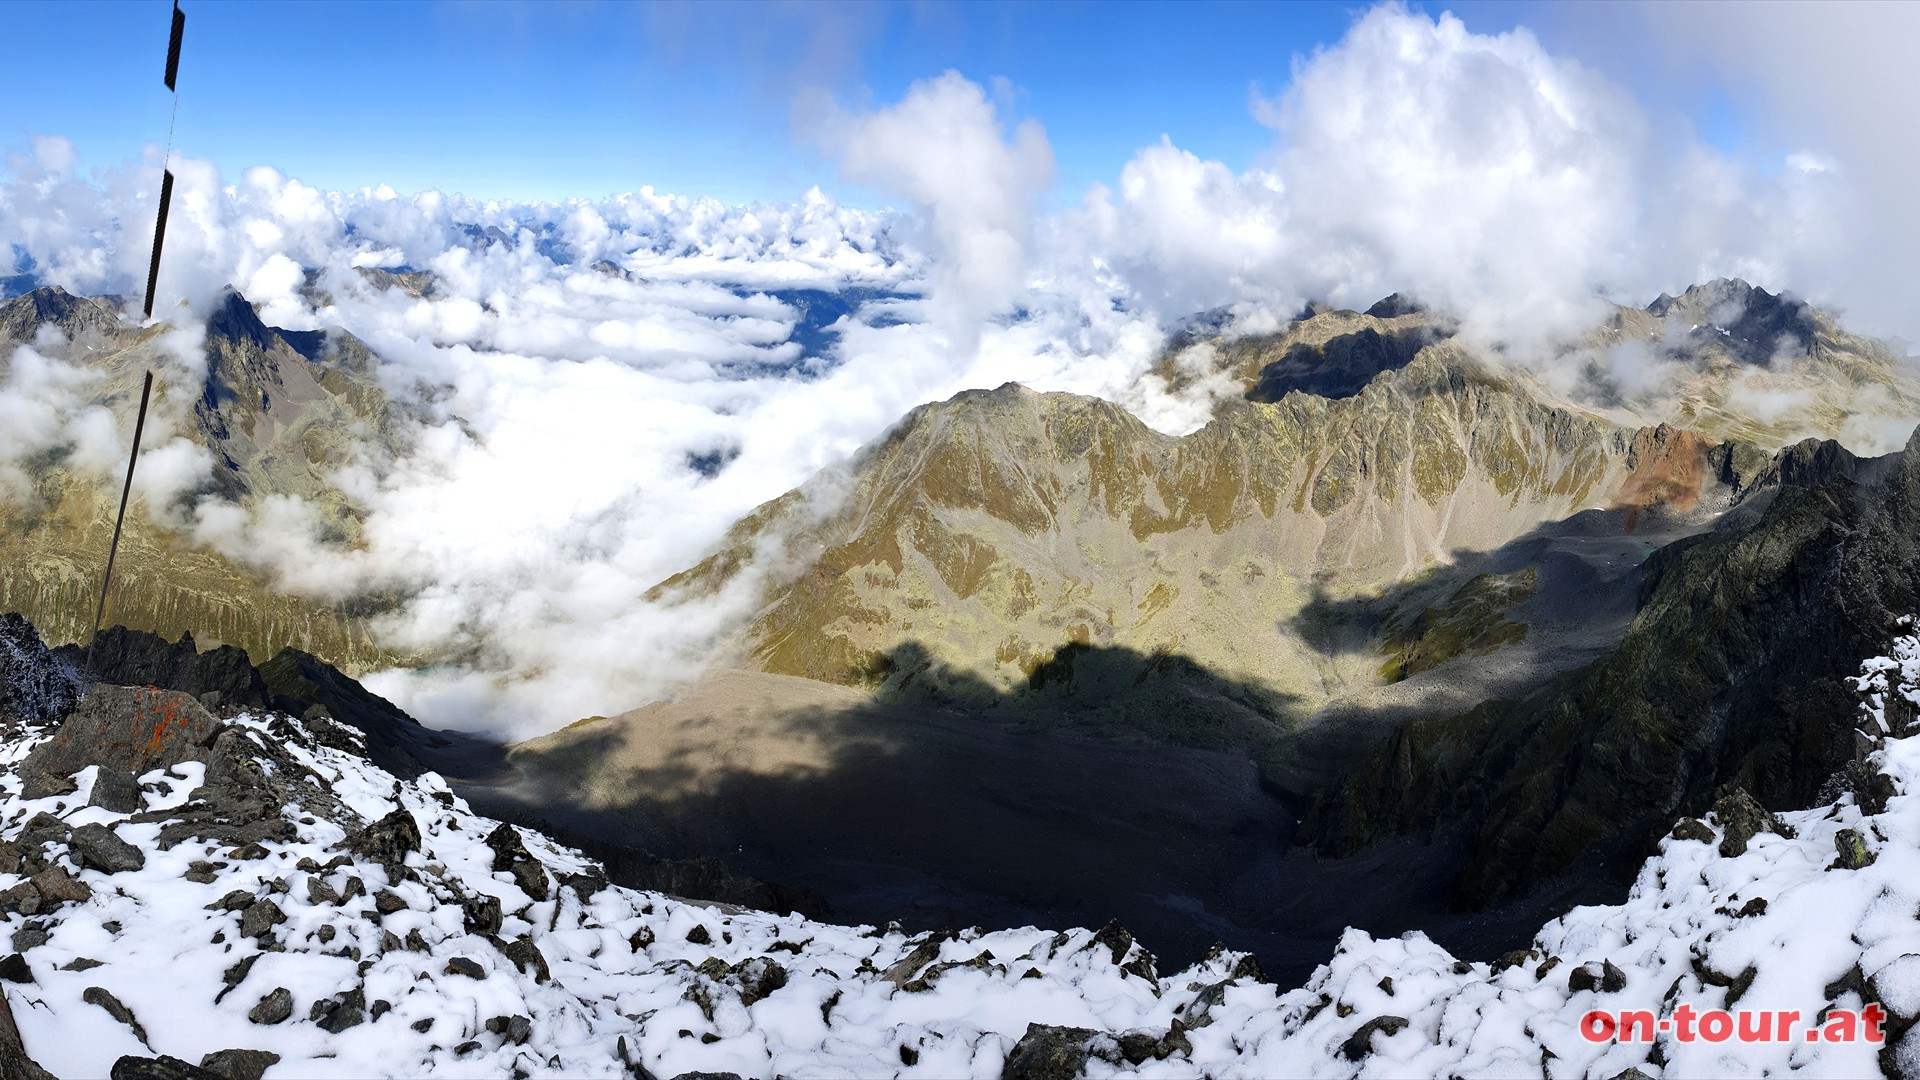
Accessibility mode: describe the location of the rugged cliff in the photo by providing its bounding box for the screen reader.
[1309,429,1920,908]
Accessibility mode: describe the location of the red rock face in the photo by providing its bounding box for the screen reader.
[1612,423,1719,531]
[19,684,220,799]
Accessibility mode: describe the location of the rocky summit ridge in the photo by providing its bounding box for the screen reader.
[652,282,1918,738]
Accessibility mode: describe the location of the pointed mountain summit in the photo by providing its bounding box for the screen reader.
[193,287,403,517]
[1644,277,1822,364]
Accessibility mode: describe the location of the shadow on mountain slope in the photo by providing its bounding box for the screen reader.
[1306,433,1920,911]
[1245,325,1435,402]
[1258,502,1709,804]
[873,638,1308,753]
[500,428,1920,980]
[502,658,1393,984]
[495,637,1603,984]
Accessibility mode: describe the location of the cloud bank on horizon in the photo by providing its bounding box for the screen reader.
[0,3,1908,735]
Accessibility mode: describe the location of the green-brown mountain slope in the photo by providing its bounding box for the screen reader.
[649,343,1737,749]
[516,283,1920,973]
[0,286,414,672]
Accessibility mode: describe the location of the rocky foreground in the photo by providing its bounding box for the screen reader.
[0,611,1917,1077]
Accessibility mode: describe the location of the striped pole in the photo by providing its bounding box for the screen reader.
[92,2,184,676]
[144,0,184,318]
[89,371,154,670]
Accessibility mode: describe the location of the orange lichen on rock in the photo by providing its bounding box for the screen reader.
[19,685,219,800]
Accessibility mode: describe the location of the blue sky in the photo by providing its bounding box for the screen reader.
[1,0,1752,207]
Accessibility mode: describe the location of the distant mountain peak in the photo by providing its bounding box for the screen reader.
[1644,278,1820,365]
[0,283,125,346]
[1647,277,1770,316]
[207,286,275,350]
[1363,292,1423,319]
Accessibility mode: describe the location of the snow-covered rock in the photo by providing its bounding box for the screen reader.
[2,621,1919,1077]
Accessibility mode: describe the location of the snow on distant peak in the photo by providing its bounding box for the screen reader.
[5,621,1920,1077]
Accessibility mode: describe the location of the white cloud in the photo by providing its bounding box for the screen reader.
[1630,1,1920,345]
[809,71,1056,354]
[1038,3,1901,369]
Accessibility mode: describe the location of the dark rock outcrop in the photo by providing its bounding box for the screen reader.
[197,1050,280,1080]
[258,648,438,778]
[59,627,271,710]
[484,1013,532,1044]
[247,987,292,1025]
[23,865,92,910]
[1711,788,1791,858]
[1001,1023,1103,1080]
[350,809,421,872]
[724,957,788,1006]
[1340,1015,1410,1061]
[463,894,502,936]
[84,985,149,1045]
[89,768,143,813]
[44,625,458,785]
[484,823,549,901]
[110,1057,221,1080]
[1670,818,1714,844]
[497,936,550,983]
[307,988,365,1033]
[1832,828,1876,870]
[0,983,56,1080]
[1088,919,1134,965]
[443,957,485,980]
[152,721,361,853]
[1568,959,1628,994]
[238,900,286,940]
[0,613,82,723]
[71,823,146,873]
[21,685,220,800]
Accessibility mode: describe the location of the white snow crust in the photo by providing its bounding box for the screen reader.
[4,624,1920,1078]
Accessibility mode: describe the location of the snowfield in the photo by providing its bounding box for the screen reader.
[3,626,1920,1078]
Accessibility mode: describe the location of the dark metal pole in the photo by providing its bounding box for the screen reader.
[164,1,185,90]
[148,2,184,317]
[89,370,154,673]
[143,169,174,319]
[90,3,184,679]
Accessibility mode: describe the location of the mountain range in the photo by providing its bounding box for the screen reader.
[3,277,1918,981]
